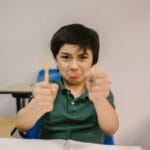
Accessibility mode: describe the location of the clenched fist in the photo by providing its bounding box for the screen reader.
[86,65,111,103]
[16,81,59,131]
[32,81,59,115]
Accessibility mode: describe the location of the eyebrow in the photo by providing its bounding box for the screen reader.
[59,52,70,55]
[59,51,88,56]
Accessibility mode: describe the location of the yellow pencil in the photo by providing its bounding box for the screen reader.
[44,59,49,83]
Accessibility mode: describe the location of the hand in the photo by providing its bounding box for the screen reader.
[31,60,59,116]
[86,65,111,103]
[32,81,59,115]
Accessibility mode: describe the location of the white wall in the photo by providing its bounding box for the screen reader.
[0,0,150,148]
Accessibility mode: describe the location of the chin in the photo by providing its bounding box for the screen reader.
[69,78,85,85]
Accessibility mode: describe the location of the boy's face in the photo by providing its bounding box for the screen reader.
[55,44,93,85]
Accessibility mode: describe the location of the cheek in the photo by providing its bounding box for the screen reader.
[56,62,68,74]
[56,60,65,68]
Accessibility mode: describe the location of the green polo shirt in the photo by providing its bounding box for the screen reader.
[39,78,115,144]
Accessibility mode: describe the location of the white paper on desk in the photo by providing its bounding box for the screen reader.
[67,140,142,150]
[0,138,142,150]
[0,138,66,150]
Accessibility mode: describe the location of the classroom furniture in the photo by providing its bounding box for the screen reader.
[0,84,33,112]
[0,117,16,138]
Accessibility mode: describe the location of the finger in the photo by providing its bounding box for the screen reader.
[35,81,51,88]
[33,82,58,95]
[93,78,111,86]
[86,65,100,81]
[35,95,55,102]
[89,85,110,93]
[33,82,50,97]
[92,65,106,78]
[51,83,59,93]
[34,88,52,96]
[86,68,95,83]
[84,65,97,81]
[91,65,99,76]
[34,99,54,112]
[44,58,49,83]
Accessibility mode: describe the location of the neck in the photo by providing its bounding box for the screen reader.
[63,80,86,97]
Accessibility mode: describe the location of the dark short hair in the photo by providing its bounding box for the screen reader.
[50,23,100,65]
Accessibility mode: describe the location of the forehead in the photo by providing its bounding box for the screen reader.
[59,44,92,55]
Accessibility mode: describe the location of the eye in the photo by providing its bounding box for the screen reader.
[61,55,69,59]
[60,55,71,61]
[79,55,88,60]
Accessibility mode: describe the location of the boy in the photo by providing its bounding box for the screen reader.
[17,23,119,144]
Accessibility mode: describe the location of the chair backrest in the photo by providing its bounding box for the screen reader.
[25,68,115,144]
[36,68,60,82]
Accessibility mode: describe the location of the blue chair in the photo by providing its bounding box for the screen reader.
[104,135,115,145]
[25,68,115,144]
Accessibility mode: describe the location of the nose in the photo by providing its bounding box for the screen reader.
[70,59,79,70]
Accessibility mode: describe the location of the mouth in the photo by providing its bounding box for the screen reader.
[68,74,80,79]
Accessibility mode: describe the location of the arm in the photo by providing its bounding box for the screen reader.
[86,66,119,135]
[16,82,58,132]
[93,96,119,135]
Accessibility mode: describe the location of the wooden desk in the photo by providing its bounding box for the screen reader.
[0,138,143,150]
[0,117,16,138]
[0,84,33,112]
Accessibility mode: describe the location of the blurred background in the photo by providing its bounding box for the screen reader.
[0,0,150,149]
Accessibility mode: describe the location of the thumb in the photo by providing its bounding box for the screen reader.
[86,64,98,83]
[51,84,59,93]
[86,69,95,90]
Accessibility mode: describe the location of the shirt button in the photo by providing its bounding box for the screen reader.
[67,91,71,95]
[71,101,75,105]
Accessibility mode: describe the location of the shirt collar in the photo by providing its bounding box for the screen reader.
[55,77,89,101]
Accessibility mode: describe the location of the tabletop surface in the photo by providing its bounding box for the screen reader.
[0,138,143,150]
[0,84,33,94]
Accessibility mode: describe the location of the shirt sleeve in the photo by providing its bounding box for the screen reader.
[107,90,115,109]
